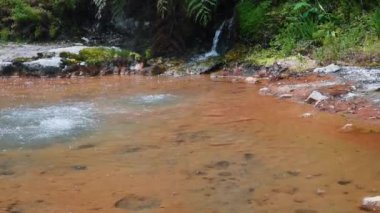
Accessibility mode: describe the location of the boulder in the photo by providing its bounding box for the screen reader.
[0,62,15,76]
[362,196,380,211]
[22,57,62,76]
[140,65,165,76]
[314,64,341,73]
[245,77,258,84]
[305,91,328,105]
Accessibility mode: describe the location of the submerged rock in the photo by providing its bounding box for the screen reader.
[115,195,161,211]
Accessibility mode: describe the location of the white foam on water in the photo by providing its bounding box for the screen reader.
[129,94,177,105]
[138,94,176,104]
[0,103,97,147]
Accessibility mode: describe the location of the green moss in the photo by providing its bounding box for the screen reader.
[59,48,142,66]
[13,57,32,63]
[244,47,285,66]
[0,28,10,42]
[78,48,115,65]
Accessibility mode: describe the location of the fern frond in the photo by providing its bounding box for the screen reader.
[111,0,127,20]
[187,0,217,26]
[157,0,170,19]
[93,0,107,19]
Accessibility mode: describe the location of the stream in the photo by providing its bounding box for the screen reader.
[0,76,379,212]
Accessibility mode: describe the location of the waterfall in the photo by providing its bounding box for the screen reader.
[196,21,226,61]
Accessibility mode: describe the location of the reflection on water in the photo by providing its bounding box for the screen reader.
[0,103,97,148]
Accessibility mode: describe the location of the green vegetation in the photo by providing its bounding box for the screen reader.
[1,0,379,65]
[235,0,380,65]
[0,0,88,41]
[236,1,271,42]
[60,48,141,66]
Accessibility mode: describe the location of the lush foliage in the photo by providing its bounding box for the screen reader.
[237,0,380,65]
[93,0,218,26]
[237,0,271,42]
[0,0,91,41]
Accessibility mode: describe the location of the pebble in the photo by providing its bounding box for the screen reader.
[316,188,326,196]
[245,77,258,84]
[294,209,318,213]
[279,94,293,99]
[301,113,313,118]
[337,179,352,185]
[259,87,271,95]
[341,123,354,132]
[71,165,87,171]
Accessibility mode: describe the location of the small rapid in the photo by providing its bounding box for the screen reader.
[0,92,179,149]
[0,103,97,148]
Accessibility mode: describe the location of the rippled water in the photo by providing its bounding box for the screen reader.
[337,67,380,104]
[0,76,379,213]
[0,103,97,148]
[0,92,180,148]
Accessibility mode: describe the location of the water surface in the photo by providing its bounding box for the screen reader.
[0,76,379,212]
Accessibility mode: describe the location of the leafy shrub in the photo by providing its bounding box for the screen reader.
[237,0,271,42]
[11,0,44,23]
[0,28,10,41]
[373,10,380,37]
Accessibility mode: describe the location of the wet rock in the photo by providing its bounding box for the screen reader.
[115,195,160,211]
[362,196,380,211]
[337,179,352,185]
[125,147,143,154]
[301,112,313,118]
[22,57,62,76]
[75,144,95,150]
[277,56,318,72]
[293,197,305,203]
[193,170,207,176]
[218,172,232,177]
[272,186,298,195]
[341,123,354,132]
[0,170,15,176]
[71,165,87,171]
[186,57,224,75]
[244,153,254,160]
[259,87,271,95]
[212,161,230,170]
[245,77,258,84]
[305,91,328,105]
[294,209,318,213]
[0,62,15,76]
[6,202,22,213]
[287,170,301,176]
[316,188,326,196]
[319,84,353,97]
[140,65,165,76]
[314,64,341,73]
[279,94,293,99]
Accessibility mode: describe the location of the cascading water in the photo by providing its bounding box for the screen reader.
[196,21,226,61]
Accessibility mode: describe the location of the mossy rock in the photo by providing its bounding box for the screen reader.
[77,48,142,66]
[12,57,32,63]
